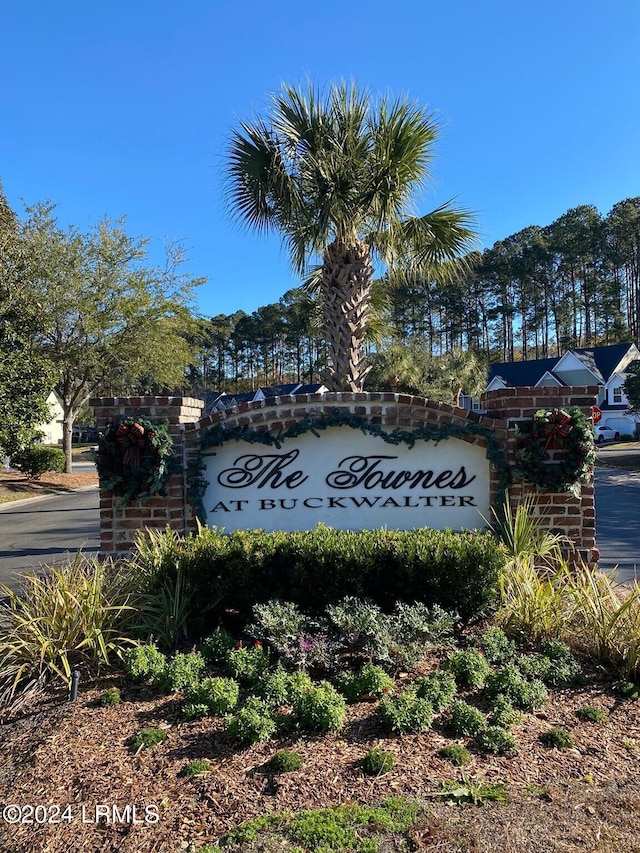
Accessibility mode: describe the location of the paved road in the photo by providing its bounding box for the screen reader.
[594,465,640,584]
[0,487,99,588]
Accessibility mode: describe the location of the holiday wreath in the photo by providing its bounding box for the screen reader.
[96,416,174,507]
[512,406,596,496]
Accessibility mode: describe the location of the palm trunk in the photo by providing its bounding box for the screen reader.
[322,239,374,392]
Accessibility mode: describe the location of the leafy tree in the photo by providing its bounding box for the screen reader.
[226,80,475,391]
[23,203,204,470]
[0,187,55,458]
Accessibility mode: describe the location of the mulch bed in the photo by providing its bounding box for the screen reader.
[0,471,98,502]
[1,662,639,853]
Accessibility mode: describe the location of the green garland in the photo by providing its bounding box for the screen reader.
[189,409,512,523]
[96,416,175,507]
[513,406,596,497]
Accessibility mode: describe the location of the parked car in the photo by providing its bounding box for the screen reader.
[594,424,621,444]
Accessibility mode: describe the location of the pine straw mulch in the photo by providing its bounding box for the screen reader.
[0,471,98,503]
[1,657,639,853]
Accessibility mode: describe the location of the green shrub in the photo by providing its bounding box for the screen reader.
[413,671,457,711]
[448,700,487,737]
[335,663,394,703]
[268,750,303,773]
[477,725,519,755]
[254,666,294,706]
[286,670,314,700]
[225,642,269,684]
[445,649,491,689]
[485,663,548,710]
[575,705,608,724]
[12,445,66,479]
[178,759,211,777]
[99,687,121,707]
[477,626,516,664]
[147,525,503,628]
[488,695,523,729]
[155,651,206,694]
[539,726,574,750]
[133,726,167,750]
[185,676,239,715]
[182,702,210,721]
[122,644,167,683]
[326,596,392,663]
[200,628,236,664]
[613,680,639,699]
[293,681,346,732]
[379,690,434,734]
[224,697,277,745]
[362,748,394,776]
[438,744,471,766]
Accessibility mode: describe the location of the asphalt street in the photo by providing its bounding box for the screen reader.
[0,487,99,588]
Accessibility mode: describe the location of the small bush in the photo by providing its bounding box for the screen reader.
[99,687,121,707]
[413,671,457,712]
[335,663,394,703]
[254,667,293,707]
[225,697,277,745]
[178,759,211,777]
[201,628,235,664]
[13,445,66,479]
[268,750,303,773]
[293,681,346,732]
[539,726,575,750]
[613,680,639,699]
[438,744,471,766]
[477,725,519,755]
[122,644,167,683]
[379,690,434,735]
[155,651,206,694]
[485,663,548,710]
[185,677,239,715]
[477,626,516,664]
[449,700,487,737]
[182,702,210,721]
[286,670,314,700]
[133,727,167,751]
[362,748,394,776]
[518,642,585,686]
[445,649,490,690]
[489,695,523,729]
[225,642,270,684]
[575,705,608,724]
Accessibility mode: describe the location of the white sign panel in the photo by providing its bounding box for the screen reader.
[202,427,490,533]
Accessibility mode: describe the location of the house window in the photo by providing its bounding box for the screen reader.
[613,386,623,404]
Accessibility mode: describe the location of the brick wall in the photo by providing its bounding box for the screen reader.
[91,388,597,562]
[481,385,599,563]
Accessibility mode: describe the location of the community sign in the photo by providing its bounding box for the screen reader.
[202,427,490,533]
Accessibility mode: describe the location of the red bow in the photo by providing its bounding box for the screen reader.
[116,422,145,468]
[539,408,573,452]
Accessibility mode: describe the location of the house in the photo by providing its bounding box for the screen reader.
[482,343,640,435]
[38,391,64,445]
[203,384,328,416]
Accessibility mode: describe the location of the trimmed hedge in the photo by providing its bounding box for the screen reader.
[136,525,504,629]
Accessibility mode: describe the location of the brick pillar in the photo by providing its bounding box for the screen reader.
[90,396,205,557]
[480,386,599,564]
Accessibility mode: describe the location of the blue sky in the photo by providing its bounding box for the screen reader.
[2,1,639,319]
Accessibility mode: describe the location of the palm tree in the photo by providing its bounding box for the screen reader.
[226,81,476,392]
